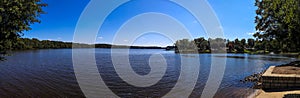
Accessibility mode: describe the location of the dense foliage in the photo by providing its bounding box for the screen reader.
[175,38,258,53]
[254,0,300,52]
[173,37,288,54]
[0,0,47,59]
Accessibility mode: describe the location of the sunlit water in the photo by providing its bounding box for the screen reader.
[0,49,297,97]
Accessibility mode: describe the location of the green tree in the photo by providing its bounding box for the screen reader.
[209,38,226,53]
[247,38,255,48]
[194,37,209,51]
[233,38,244,52]
[254,0,300,52]
[174,39,198,53]
[0,0,46,59]
[241,39,246,47]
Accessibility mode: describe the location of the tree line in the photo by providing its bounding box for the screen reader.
[9,38,163,50]
[174,37,296,54]
[12,38,73,50]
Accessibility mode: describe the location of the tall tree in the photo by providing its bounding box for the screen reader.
[247,38,255,48]
[241,39,246,47]
[254,0,300,52]
[0,0,46,59]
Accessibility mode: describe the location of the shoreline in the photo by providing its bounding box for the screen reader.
[243,61,300,98]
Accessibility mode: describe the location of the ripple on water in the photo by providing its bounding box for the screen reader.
[0,49,296,97]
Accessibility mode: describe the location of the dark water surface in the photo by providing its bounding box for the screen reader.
[0,49,297,97]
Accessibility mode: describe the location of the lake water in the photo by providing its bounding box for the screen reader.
[0,49,297,97]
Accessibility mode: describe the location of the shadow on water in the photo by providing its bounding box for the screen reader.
[214,54,296,61]
[263,88,300,92]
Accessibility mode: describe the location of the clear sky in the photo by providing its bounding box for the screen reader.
[24,0,257,46]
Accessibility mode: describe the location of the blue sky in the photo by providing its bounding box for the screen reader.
[24,0,256,46]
